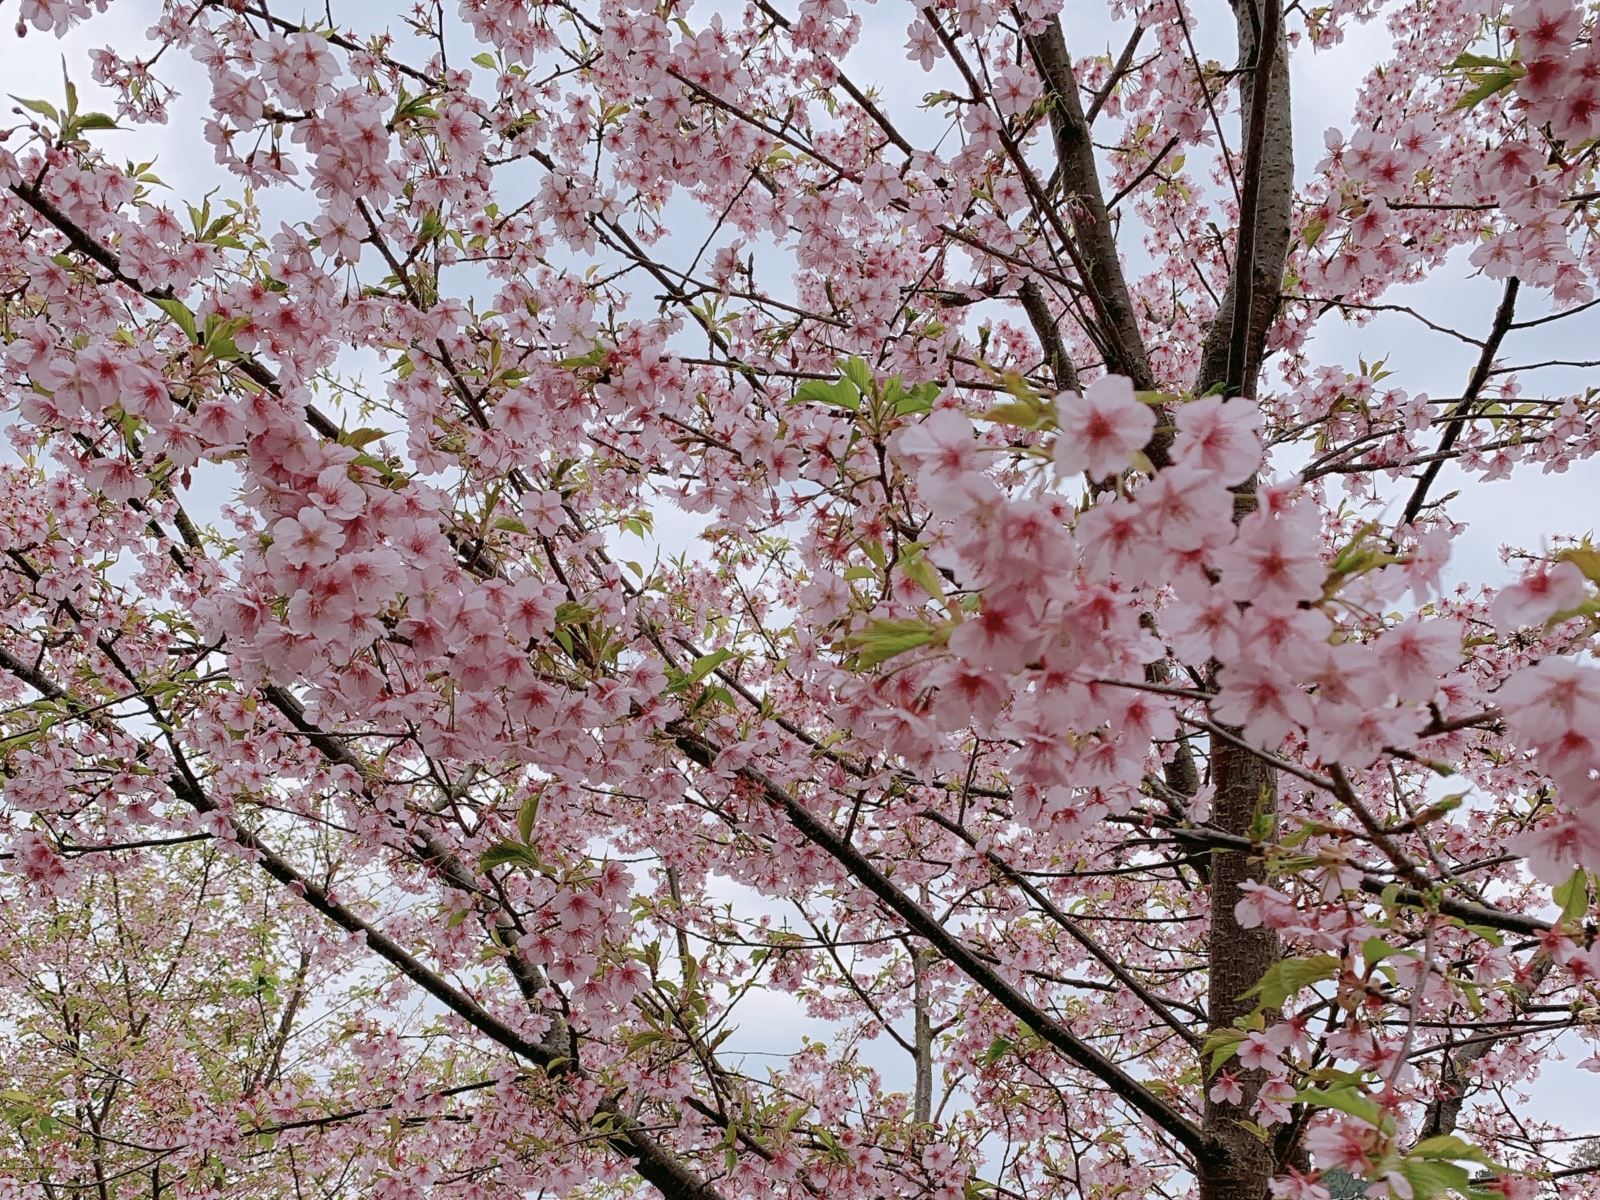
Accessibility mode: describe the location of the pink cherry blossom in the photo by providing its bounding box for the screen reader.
[1491,559,1588,627]
[1053,376,1157,481]
[1269,1170,1332,1200]
[1174,396,1264,484]
[2,3,1598,1197]
[1302,1118,1381,1176]
[894,408,991,511]
[1213,505,1328,607]
[267,506,347,571]
[1209,1071,1245,1106]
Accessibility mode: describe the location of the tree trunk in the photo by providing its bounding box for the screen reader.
[1194,2,1294,1197]
[913,943,934,1125]
[1199,746,1280,1200]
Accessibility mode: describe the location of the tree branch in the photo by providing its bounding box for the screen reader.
[1400,276,1520,526]
[1023,19,1157,394]
[1192,0,1294,399]
[672,727,1214,1161]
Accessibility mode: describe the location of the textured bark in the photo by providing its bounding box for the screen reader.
[1192,3,1295,1198]
[1194,0,1295,401]
[1023,12,1297,1194]
[1026,20,1156,393]
[1199,742,1281,1200]
[912,944,935,1125]
[1018,277,1082,392]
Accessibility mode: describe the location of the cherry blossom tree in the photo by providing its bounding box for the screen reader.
[2,0,1599,1199]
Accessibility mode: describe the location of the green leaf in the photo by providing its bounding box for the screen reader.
[555,600,592,625]
[472,51,497,68]
[1397,1157,1471,1200]
[517,793,541,843]
[1203,1028,1246,1072]
[352,453,407,486]
[669,649,736,694]
[416,208,445,244]
[1294,1084,1382,1127]
[1554,867,1589,926]
[1410,1134,1500,1168]
[843,617,940,669]
[559,343,609,370]
[480,841,542,872]
[979,1036,1013,1065]
[1247,954,1339,1009]
[981,397,1049,429]
[1362,938,1398,969]
[897,381,940,416]
[338,427,392,450]
[840,356,873,396]
[73,112,119,132]
[694,684,735,713]
[795,378,860,411]
[897,546,945,601]
[152,297,199,343]
[10,96,59,123]
[1450,51,1507,69]
[201,313,249,363]
[1557,545,1600,584]
[1453,67,1522,110]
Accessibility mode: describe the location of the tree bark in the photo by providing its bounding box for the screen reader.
[1193,0,1296,402]
[912,943,935,1125]
[1199,746,1280,1200]
[1192,2,1294,1198]
[1026,20,1157,392]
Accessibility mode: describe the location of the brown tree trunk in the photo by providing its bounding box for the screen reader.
[1199,746,1280,1200]
[1193,1,1294,1196]
[913,942,935,1125]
